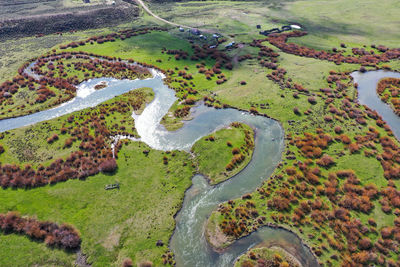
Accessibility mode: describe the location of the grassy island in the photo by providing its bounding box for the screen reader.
[192,122,255,185]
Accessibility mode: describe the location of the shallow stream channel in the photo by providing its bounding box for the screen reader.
[1,62,399,266]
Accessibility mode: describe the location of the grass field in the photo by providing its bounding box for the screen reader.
[149,0,400,48]
[0,29,115,83]
[0,234,76,267]
[0,140,194,266]
[0,0,114,19]
[288,0,400,49]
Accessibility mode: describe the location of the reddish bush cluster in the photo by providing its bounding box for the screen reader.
[183,97,196,105]
[122,258,133,267]
[268,31,400,66]
[292,132,333,159]
[187,44,232,84]
[334,126,342,134]
[250,37,311,95]
[323,71,353,100]
[225,125,254,172]
[237,54,252,62]
[165,46,232,99]
[377,78,400,115]
[207,135,215,141]
[174,106,191,118]
[0,212,81,250]
[308,96,317,104]
[378,136,400,180]
[191,44,231,69]
[316,154,335,167]
[33,52,150,84]
[218,201,258,238]
[99,158,117,173]
[0,151,113,189]
[166,49,189,60]
[232,147,240,155]
[47,134,59,144]
[335,98,384,133]
[60,27,164,50]
[0,69,76,110]
[203,95,226,109]
[225,153,246,171]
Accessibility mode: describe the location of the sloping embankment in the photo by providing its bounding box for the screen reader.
[0,4,139,38]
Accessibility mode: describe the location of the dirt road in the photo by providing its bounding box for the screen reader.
[134,0,190,28]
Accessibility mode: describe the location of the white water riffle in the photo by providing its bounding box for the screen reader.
[76,80,99,98]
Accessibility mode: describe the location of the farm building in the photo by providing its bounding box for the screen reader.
[225,42,235,48]
[190,28,201,35]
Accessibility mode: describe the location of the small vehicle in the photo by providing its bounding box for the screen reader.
[105,183,120,190]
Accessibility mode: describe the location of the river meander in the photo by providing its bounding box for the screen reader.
[351,70,400,140]
[1,66,399,267]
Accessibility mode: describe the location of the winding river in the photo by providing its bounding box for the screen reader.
[1,64,399,266]
[351,70,400,140]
